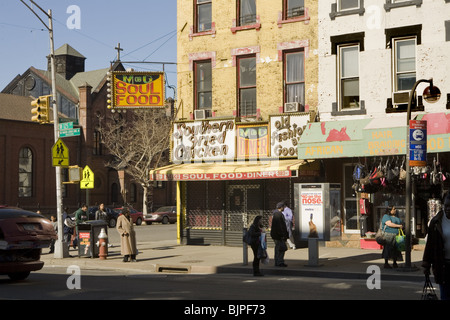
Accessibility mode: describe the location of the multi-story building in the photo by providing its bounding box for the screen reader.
[152,0,322,245]
[297,0,450,247]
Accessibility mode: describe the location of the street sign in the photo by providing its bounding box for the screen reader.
[52,138,69,167]
[59,128,80,138]
[59,122,73,130]
[409,120,427,167]
[80,165,94,189]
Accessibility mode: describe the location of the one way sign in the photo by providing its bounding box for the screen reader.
[80,165,94,189]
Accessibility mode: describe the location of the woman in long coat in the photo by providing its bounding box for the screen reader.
[116,207,138,262]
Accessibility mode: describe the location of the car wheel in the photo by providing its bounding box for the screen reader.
[162,216,169,224]
[8,272,30,281]
[136,217,142,225]
[109,218,117,228]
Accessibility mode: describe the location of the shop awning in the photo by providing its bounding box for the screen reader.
[298,112,450,160]
[150,159,318,181]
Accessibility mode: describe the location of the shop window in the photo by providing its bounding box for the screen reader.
[237,55,257,117]
[283,50,305,110]
[194,60,212,112]
[195,0,212,32]
[18,147,33,198]
[338,44,360,111]
[344,164,358,233]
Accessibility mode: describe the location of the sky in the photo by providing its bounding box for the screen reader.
[0,0,177,96]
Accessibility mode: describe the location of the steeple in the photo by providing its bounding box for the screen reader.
[47,43,86,80]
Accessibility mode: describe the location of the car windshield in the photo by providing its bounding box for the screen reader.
[156,206,173,212]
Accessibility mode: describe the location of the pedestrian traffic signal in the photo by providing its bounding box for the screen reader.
[31,95,51,123]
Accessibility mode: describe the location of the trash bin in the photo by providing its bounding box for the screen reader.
[77,220,108,258]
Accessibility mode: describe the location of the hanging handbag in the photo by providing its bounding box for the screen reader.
[375,221,387,245]
[395,229,406,251]
[421,274,439,300]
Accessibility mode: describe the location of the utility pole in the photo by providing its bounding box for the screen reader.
[20,1,68,258]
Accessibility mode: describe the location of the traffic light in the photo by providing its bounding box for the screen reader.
[31,95,51,123]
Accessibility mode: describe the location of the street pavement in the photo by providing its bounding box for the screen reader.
[40,239,428,283]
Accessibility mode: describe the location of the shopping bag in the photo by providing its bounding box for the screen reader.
[421,274,438,300]
[395,229,405,251]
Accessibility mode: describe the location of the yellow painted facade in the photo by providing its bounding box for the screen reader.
[176,0,318,121]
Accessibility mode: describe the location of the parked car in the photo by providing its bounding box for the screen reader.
[114,206,143,225]
[144,206,177,224]
[88,206,119,228]
[0,206,57,281]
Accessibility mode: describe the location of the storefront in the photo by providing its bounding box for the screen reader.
[150,112,321,246]
[298,113,450,248]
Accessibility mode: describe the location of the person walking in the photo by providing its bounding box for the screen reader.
[116,207,138,262]
[62,206,75,250]
[270,202,289,267]
[282,202,296,250]
[381,206,403,268]
[95,203,108,222]
[248,215,264,276]
[423,193,450,300]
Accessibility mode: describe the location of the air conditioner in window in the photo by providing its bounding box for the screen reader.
[194,109,211,120]
[284,102,299,113]
[392,91,410,106]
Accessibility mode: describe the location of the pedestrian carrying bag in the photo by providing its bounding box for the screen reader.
[243,229,253,245]
[395,229,406,251]
[421,274,438,300]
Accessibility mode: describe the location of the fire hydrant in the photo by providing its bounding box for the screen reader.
[98,228,108,260]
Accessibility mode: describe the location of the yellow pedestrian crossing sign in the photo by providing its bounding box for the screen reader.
[52,138,69,167]
[80,165,94,189]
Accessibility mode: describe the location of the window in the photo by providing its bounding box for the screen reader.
[194,60,212,110]
[196,0,212,32]
[18,147,33,198]
[238,55,256,117]
[338,0,360,11]
[238,0,256,26]
[284,50,305,108]
[393,37,416,92]
[339,45,360,110]
[284,0,305,19]
[93,130,102,155]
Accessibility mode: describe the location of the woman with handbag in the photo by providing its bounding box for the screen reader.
[248,215,264,276]
[381,207,403,268]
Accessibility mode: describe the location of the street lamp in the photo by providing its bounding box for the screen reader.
[405,78,440,269]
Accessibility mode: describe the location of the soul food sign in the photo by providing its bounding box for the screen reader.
[172,119,236,163]
[112,71,164,108]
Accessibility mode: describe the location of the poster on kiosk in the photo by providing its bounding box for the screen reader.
[294,183,341,241]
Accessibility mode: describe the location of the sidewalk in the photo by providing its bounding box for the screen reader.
[40,240,427,282]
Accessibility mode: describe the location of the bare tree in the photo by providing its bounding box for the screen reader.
[97,108,171,215]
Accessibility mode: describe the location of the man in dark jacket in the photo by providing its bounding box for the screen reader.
[271,202,289,267]
[423,193,450,300]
